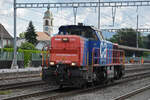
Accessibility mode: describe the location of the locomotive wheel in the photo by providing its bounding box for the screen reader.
[77,81,87,89]
[59,85,63,89]
[103,68,109,84]
[81,83,88,89]
[110,78,114,83]
[114,70,119,80]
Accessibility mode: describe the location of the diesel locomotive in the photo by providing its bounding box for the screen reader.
[41,24,125,88]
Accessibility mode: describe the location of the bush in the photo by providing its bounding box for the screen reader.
[18,49,43,67]
[143,52,150,57]
[20,42,36,50]
[3,48,14,52]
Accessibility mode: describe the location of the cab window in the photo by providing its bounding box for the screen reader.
[58,26,99,41]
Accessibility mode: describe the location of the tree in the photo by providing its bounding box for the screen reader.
[109,28,143,48]
[109,28,144,56]
[20,42,36,50]
[25,21,37,45]
[147,34,150,49]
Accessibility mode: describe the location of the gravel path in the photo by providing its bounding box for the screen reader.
[60,77,150,100]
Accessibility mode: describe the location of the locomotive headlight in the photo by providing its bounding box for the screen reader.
[71,62,76,66]
[40,72,42,77]
[50,62,55,65]
[62,38,69,42]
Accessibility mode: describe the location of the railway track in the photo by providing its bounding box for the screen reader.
[0,74,40,81]
[0,66,148,81]
[3,71,150,100]
[1,67,147,81]
[113,85,150,100]
[0,80,45,90]
[0,67,148,91]
[125,64,150,69]
[125,67,150,73]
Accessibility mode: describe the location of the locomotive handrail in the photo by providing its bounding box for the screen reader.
[46,46,50,67]
[92,48,125,66]
[41,47,44,67]
[41,45,51,67]
[92,48,100,66]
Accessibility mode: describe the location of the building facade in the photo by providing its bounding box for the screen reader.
[0,24,13,48]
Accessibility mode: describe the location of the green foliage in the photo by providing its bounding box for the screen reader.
[146,34,150,49]
[0,90,11,95]
[25,21,38,45]
[143,52,150,57]
[20,42,36,50]
[19,32,26,38]
[3,48,14,52]
[24,51,31,67]
[109,28,143,47]
[109,28,144,56]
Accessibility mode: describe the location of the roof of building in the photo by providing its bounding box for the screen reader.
[0,24,13,39]
[36,32,50,41]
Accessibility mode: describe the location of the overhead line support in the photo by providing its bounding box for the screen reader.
[16,1,150,8]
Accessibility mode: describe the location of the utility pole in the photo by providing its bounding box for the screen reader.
[11,0,18,69]
[98,0,101,29]
[0,24,3,58]
[136,6,139,48]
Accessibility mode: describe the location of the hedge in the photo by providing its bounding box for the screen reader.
[1,48,46,67]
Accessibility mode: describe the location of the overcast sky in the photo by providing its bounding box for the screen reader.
[0,0,150,38]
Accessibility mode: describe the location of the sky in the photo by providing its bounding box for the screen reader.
[0,0,150,38]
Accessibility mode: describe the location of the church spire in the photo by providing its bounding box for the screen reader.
[43,7,53,36]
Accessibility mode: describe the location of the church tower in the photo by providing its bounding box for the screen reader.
[43,7,53,36]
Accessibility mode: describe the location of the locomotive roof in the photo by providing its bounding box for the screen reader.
[59,25,104,40]
[59,25,93,30]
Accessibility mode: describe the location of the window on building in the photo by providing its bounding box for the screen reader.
[45,20,49,26]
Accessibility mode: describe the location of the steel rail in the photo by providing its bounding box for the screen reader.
[0,80,45,90]
[3,89,59,100]
[125,67,150,73]
[0,74,40,81]
[0,66,148,91]
[4,71,150,100]
[39,72,150,100]
[113,85,150,100]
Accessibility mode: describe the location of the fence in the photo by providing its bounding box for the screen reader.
[0,51,24,69]
[0,52,24,61]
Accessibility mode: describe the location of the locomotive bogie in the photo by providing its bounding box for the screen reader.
[42,65,88,87]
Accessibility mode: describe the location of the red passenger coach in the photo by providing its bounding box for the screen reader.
[50,35,86,67]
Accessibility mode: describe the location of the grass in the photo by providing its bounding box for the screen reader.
[0,90,11,95]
